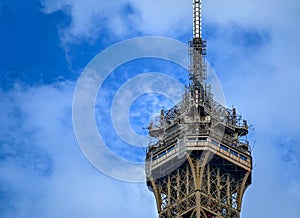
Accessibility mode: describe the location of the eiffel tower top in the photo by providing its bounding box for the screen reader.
[145,2,252,216]
[146,0,251,167]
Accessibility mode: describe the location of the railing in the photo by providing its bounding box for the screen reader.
[149,137,252,170]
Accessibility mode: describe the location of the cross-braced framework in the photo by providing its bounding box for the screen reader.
[147,153,251,218]
[145,1,252,218]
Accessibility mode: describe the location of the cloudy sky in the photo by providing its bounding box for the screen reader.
[1,0,300,217]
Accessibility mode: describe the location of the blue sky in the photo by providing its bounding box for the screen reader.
[1,0,300,217]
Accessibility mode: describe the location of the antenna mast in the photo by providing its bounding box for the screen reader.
[193,0,202,39]
[189,0,208,104]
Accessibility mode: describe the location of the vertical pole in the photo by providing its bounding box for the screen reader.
[186,164,190,195]
[217,169,221,217]
[193,0,202,39]
[167,175,171,217]
[192,0,207,89]
[227,175,231,216]
[177,170,180,201]
[196,159,201,218]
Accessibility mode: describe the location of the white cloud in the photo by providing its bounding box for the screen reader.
[132,0,191,35]
[40,0,300,45]
[40,0,192,46]
[208,0,300,31]
[0,82,157,218]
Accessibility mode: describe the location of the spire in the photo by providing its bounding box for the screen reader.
[193,0,202,39]
[189,0,207,91]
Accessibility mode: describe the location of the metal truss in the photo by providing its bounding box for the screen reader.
[148,151,251,218]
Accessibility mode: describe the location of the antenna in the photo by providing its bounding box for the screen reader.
[193,0,202,39]
[189,0,208,97]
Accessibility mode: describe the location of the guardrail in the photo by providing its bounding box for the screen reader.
[149,137,252,170]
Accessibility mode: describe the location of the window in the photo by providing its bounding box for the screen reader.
[230,150,239,157]
[220,144,228,151]
[167,145,175,152]
[157,151,166,158]
[240,154,248,161]
[211,140,219,146]
[187,137,197,141]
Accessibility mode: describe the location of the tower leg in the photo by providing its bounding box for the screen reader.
[196,190,201,218]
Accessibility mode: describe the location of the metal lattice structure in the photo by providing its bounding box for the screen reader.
[145,1,252,217]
